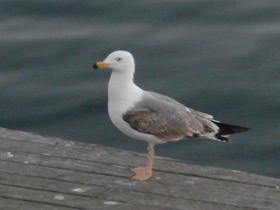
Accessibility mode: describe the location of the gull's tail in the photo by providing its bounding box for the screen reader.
[211,121,250,142]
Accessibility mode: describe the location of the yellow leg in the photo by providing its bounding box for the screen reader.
[131,144,155,181]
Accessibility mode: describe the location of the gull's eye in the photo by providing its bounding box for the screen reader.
[115,57,122,61]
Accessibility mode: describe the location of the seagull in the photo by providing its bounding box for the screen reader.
[93,50,250,181]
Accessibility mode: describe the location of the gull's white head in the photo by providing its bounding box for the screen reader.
[93,50,135,74]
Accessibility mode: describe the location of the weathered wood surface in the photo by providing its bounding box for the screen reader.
[0,127,279,210]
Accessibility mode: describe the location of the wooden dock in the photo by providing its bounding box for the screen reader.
[0,127,279,210]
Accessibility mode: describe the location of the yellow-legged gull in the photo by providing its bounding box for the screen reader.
[93,50,250,181]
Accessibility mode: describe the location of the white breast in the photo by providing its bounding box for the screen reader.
[107,72,164,145]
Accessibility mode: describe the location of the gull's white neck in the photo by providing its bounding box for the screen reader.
[108,70,143,115]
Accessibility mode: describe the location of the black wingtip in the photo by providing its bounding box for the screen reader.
[212,121,250,138]
[216,135,231,142]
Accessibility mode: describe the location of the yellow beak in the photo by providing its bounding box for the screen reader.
[93,61,109,69]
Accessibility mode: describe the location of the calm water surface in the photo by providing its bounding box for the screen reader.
[1,0,280,177]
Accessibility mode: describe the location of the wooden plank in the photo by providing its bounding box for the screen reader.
[1,136,279,188]
[0,184,159,210]
[0,127,280,210]
[0,157,279,209]
[0,170,266,210]
[0,127,64,145]
[99,188,254,210]
[0,197,79,210]
[0,172,105,198]
[0,149,131,177]
[0,174,244,210]
[0,149,279,202]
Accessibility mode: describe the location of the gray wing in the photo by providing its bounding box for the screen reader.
[148,91,219,134]
[148,91,213,119]
[123,91,205,141]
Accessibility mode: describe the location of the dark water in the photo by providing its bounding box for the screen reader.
[1,0,280,178]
